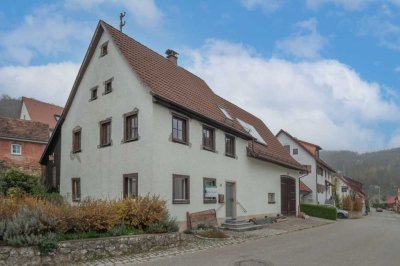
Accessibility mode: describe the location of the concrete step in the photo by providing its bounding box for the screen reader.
[224,219,248,224]
[220,224,264,232]
[221,222,253,228]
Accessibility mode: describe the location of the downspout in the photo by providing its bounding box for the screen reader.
[298,171,308,214]
[316,164,318,204]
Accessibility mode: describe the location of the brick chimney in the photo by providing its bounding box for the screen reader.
[165,49,179,65]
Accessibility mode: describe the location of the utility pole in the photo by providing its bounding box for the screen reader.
[375,185,381,203]
[120,12,126,32]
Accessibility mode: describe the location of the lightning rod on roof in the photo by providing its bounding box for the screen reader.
[119,12,126,32]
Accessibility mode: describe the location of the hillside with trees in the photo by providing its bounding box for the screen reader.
[320,148,400,200]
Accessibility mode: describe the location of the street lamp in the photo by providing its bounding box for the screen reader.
[374,185,381,203]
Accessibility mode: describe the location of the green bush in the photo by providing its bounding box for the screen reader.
[0,169,46,197]
[146,214,179,234]
[300,203,337,220]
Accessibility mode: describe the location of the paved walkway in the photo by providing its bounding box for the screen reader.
[80,217,334,265]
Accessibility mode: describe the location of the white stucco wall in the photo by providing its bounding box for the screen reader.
[20,103,31,120]
[59,27,300,224]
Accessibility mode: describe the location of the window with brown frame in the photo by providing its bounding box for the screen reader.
[99,119,112,147]
[124,112,138,142]
[173,174,190,204]
[317,166,323,176]
[202,126,215,151]
[293,148,298,155]
[203,178,217,203]
[123,173,138,198]
[71,178,81,202]
[172,115,188,144]
[100,41,108,57]
[284,145,290,153]
[72,128,81,153]
[225,134,235,157]
[90,86,98,101]
[104,78,113,94]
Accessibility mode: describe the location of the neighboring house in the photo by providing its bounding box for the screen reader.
[276,130,336,204]
[20,97,63,134]
[333,174,365,204]
[385,196,396,210]
[0,117,49,175]
[0,96,22,118]
[40,20,305,228]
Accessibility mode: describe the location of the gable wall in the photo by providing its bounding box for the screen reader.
[20,102,31,120]
[60,29,155,200]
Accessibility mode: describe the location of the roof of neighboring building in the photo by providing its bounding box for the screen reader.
[386,196,397,205]
[40,20,303,171]
[0,97,22,118]
[300,181,312,193]
[276,129,336,172]
[337,175,365,197]
[22,97,63,129]
[0,117,49,143]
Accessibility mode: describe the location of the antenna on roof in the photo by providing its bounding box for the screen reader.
[119,12,126,32]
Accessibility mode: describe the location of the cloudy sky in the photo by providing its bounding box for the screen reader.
[1,0,400,152]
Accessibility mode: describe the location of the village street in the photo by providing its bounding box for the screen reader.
[133,211,400,266]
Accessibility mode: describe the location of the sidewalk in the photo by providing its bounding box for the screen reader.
[80,217,334,266]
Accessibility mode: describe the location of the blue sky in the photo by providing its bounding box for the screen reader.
[1,0,400,151]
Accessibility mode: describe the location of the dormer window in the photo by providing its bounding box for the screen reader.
[237,118,267,145]
[54,115,61,121]
[100,42,108,57]
[104,78,113,95]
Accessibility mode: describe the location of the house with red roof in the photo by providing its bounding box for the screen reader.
[0,117,49,175]
[276,130,336,204]
[333,174,365,205]
[20,97,63,134]
[40,20,305,228]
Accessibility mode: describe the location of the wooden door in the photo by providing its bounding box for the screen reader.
[281,176,296,215]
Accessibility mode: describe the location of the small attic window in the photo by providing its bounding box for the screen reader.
[100,41,108,57]
[237,118,267,145]
[218,106,233,120]
[54,115,61,121]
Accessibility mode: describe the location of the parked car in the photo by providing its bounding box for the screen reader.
[376,208,383,212]
[323,204,349,219]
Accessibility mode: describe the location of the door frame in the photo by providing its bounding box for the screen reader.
[225,181,237,219]
[281,175,297,216]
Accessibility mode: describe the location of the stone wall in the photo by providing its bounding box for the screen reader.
[0,232,182,265]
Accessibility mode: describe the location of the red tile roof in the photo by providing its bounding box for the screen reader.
[0,117,49,142]
[300,181,312,193]
[101,21,303,170]
[22,97,63,129]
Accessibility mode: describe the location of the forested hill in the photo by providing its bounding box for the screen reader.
[320,148,400,199]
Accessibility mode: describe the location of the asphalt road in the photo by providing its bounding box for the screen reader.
[138,210,400,266]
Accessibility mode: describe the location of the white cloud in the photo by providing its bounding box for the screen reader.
[276,18,327,59]
[0,7,91,65]
[64,0,163,28]
[0,62,79,106]
[306,0,371,10]
[184,39,399,151]
[241,0,283,13]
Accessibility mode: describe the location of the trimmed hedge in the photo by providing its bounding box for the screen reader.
[300,203,337,220]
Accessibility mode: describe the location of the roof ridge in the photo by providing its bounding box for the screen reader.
[22,96,63,109]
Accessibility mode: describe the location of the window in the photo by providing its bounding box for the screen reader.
[202,126,215,151]
[124,112,138,142]
[71,178,81,202]
[268,193,275,204]
[172,115,188,144]
[104,78,113,94]
[123,173,138,198]
[293,148,298,155]
[317,166,323,176]
[99,119,112,147]
[341,186,348,193]
[90,86,98,101]
[203,178,217,203]
[54,115,61,121]
[225,135,235,157]
[100,41,108,57]
[237,118,267,145]
[218,105,233,120]
[173,174,190,204]
[11,144,21,155]
[72,128,82,153]
[284,145,290,153]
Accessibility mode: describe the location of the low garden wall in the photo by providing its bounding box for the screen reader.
[0,232,182,265]
[348,211,363,219]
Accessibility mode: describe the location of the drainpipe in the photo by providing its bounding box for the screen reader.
[298,171,308,214]
[316,165,318,204]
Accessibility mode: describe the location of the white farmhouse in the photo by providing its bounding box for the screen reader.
[276,130,336,205]
[40,21,304,228]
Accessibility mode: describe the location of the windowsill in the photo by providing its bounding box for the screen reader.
[98,143,112,148]
[203,199,217,204]
[202,146,216,153]
[123,137,139,143]
[72,150,82,154]
[225,153,236,158]
[11,153,21,156]
[102,90,112,95]
[173,199,190,204]
[72,199,81,203]
[89,97,97,102]
[172,139,189,145]
[268,201,276,204]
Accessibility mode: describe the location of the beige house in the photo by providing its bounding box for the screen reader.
[40,20,305,228]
